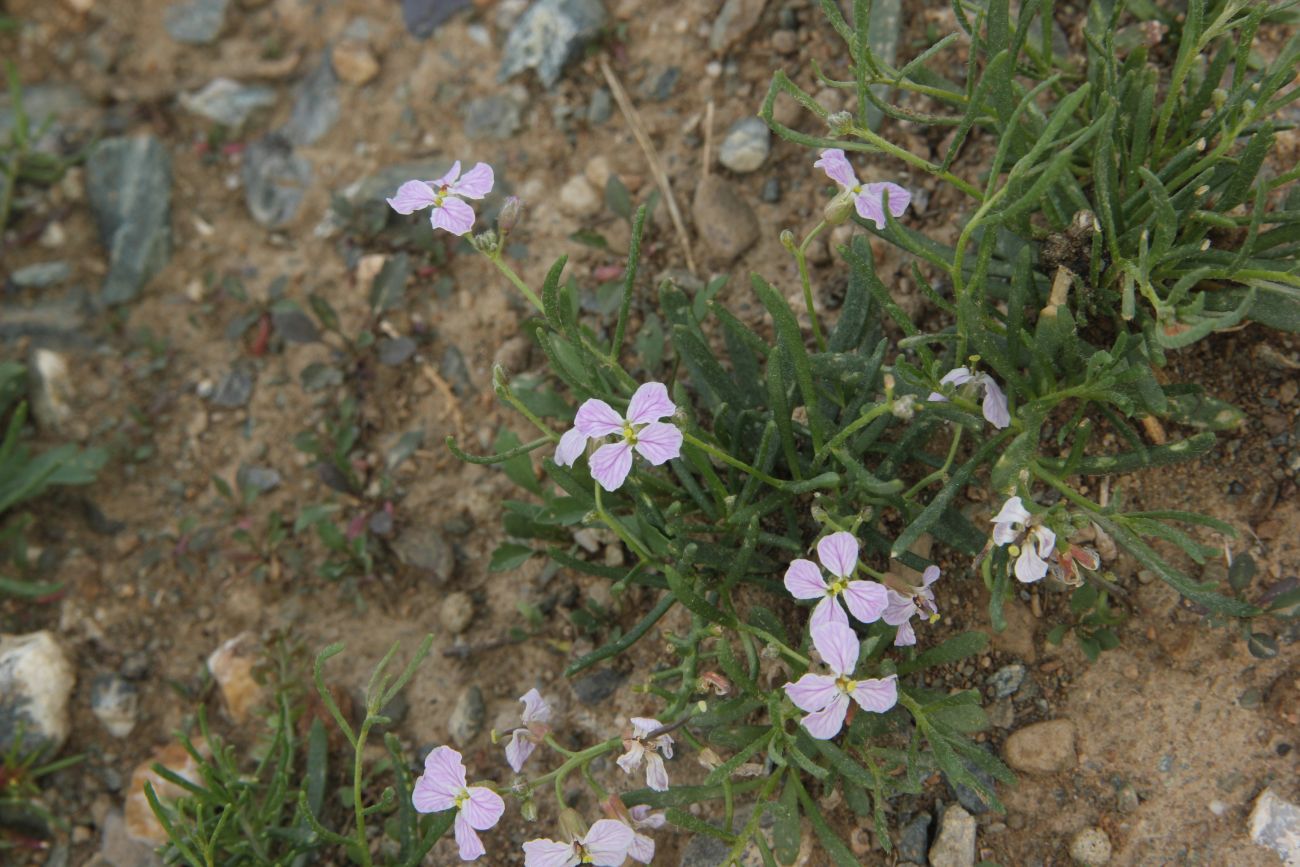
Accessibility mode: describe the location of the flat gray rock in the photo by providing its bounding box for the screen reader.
[86,135,173,305]
[282,53,339,146]
[243,134,312,227]
[499,0,606,88]
[180,78,277,128]
[1250,788,1300,866]
[0,631,76,753]
[164,0,229,45]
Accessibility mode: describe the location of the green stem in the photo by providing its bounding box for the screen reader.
[812,401,893,466]
[795,220,829,352]
[740,624,809,667]
[485,252,545,312]
[353,719,374,867]
[902,425,965,500]
[722,770,786,864]
[1028,461,1105,512]
[847,124,986,201]
[594,485,654,563]
[525,737,622,797]
[682,431,786,489]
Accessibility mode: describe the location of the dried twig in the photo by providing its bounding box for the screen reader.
[600,57,697,275]
[702,100,715,184]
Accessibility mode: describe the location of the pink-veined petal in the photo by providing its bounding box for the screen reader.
[653,733,674,760]
[583,819,637,866]
[630,717,662,739]
[590,442,634,491]
[630,806,667,829]
[814,148,858,189]
[810,594,849,630]
[454,811,486,861]
[522,838,579,867]
[811,620,859,677]
[862,182,911,218]
[991,521,1020,547]
[783,559,829,600]
[520,688,551,724]
[411,773,457,813]
[981,377,1011,429]
[880,591,916,626]
[940,367,974,387]
[574,399,625,438]
[452,162,494,199]
[853,189,888,229]
[894,619,916,646]
[841,580,889,623]
[462,786,504,831]
[633,422,682,466]
[851,675,899,713]
[505,730,534,774]
[992,496,1031,526]
[1015,546,1049,583]
[801,693,850,740]
[431,196,477,236]
[387,180,438,214]
[555,427,588,467]
[1034,526,1057,560]
[783,673,838,712]
[922,565,942,587]
[432,160,462,188]
[817,531,859,579]
[643,753,670,792]
[628,831,656,864]
[927,391,949,403]
[616,742,644,775]
[625,381,675,424]
[421,746,467,796]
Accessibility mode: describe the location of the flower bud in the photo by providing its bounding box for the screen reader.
[520,795,538,822]
[823,189,857,225]
[779,229,796,252]
[471,229,500,254]
[826,110,854,137]
[891,394,917,421]
[497,196,523,235]
[559,808,589,842]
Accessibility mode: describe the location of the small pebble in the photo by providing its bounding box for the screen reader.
[771,29,798,54]
[558,174,601,217]
[1069,827,1112,865]
[718,117,771,174]
[448,685,485,747]
[439,591,475,635]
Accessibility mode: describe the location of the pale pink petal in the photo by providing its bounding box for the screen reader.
[991,521,1020,546]
[851,675,899,713]
[922,565,942,587]
[1014,546,1049,583]
[817,532,859,579]
[801,692,850,740]
[862,182,911,218]
[853,190,888,229]
[411,772,457,813]
[630,718,662,739]
[643,753,670,792]
[893,619,916,646]
[505,730,534,773]
[633,422,682,466]
[522,838,579,867]
[431,196,477,236]
[940,367,975,387]
[454,811,486,861]
[1034,526,1057,560]
[387,180,438,214]
[880,591,916,626]
[520,688,551,724]
[926,391,950,403]
[555,428,588,467]
[590,442,634,491]
[625,381,676,424]
[652,733,674,760]
[630,806,666,829]
[452,162,494,199]
[432,160,462,188]
[783,673,838,712]
[422,746,467,796]
[574,399,625,438]
[628,831,656,864]
[583,819,637,866]
[783,559,829,600]
[992,496,1030,526]
[814,148,858,189]
[809,595,849,630]
[811,620,859,677]
[462,786,504,831]
[841,580,889,623]
[981,377,1010,428]
[616,742,645,775]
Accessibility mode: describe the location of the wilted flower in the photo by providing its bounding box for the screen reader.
[505,688,552,773]
[784,532,888,629]
[411,746,504,861]
[783,621,898,739]
[387,161,494,236]
[992,496,1057,583]
[1049,542,1101,586]
[928,367,1010,429]
[555,382,682,492]
[522,818,634,867]
[881,566,941,646]
[600,796,665,865]
[616,717,674,791]
[814,148,911,229]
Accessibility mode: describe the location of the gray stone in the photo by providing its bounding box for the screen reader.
[499,0,607,89]
[100,809,162,867]
[283,53,339,146]
[760,177,781,203]
[1069,827,1112,866]
[377,337,417,366]
[209,365,255,408]
[692,176,758,263]
[440,345,475,395]
[392,527,455,583]
[928,803,976,867]
[1116,783,1140,813]
[677,806,772,866]
[90,674,139,738]
[587,87,612,124]
[710,0,768,52]
[401,0,472,38]
[243,134,311,227]
[1249,788,1300,866]
[236,464,281,493]
[898,812,931,864]
[1004,719,1077,773]
[571,668,625,705]
[718,117,771,173]
[463,95,521,140]
[0,631,75,753]
[0,296,90,346]
[0,84,92,149]
[448,685,485,747]
[9,261,71,289]
[989,663,1026,698]
[439,592,475,635]
[164,0,229,44]
[642,66,680,102]
[179,78,276,128]
[945,747,997,814]
[86,136,173,305]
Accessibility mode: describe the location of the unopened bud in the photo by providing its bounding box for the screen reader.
[472,228,501,254]
[1211,88,1228,109]
[520,796,538,822]
[823,189,857,225]
[559,808,589,842]
[779,229,797,252]
[891,394,917,421]
[697,747,723,770]
[826,110,854,137]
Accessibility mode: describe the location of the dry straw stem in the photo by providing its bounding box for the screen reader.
[600,57,697,275]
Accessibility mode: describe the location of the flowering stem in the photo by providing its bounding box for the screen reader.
[543,735,577,758]
[794,220,829,352]
[812,401,893,466]
[902,425,965,500]
[593,485,653,563]
[524,736,622,798]
[483,252,545,313]
[740,623,809,667]
[1029,461,1105,513]
[682,431,785,490]
[351,717,375,867]
[722,770,786,864]
[845,124,985,202]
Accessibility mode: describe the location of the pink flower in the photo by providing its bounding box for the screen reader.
[927,367,1010,429]
[555,382,682,492]
[505,688,552,773]
[386,161,494,236]
[783,621,898,739]
[411,746,504,861]
[784,531,888,630]
[814,148,911,229]
[881,565,941,646]
[626,805,667,864]
[616,717,674,791]
[522,819,635,867]
[991,496,1056,583]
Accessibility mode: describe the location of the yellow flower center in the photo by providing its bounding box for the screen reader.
[835,675,857,693]
[454,790,469,810]
[828,577,848,597]
[622,421,639,445]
